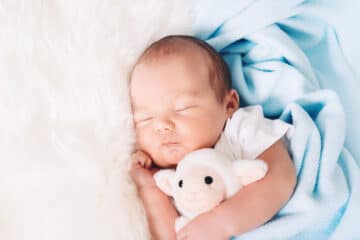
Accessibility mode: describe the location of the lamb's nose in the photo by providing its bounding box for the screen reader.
[185,191,199,200]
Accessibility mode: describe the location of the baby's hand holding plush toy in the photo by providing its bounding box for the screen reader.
[154,148,268,232]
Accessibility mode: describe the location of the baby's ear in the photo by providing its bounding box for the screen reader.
[224,89,239,117]
[232,159,268,186]
[154,169,176,196]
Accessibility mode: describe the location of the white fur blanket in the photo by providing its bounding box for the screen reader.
[0,1,192,239]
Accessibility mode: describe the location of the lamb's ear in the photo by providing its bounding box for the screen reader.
[153,169,176,196]
[232,159,268,186]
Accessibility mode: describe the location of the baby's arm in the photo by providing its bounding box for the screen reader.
[130,151,178,240]
[219,139,296,236]
[177,139,296,239]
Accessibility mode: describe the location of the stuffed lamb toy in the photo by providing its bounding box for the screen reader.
[154,148,268,232]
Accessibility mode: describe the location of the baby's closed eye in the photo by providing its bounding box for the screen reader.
[134,114,153,125]
[139,116,153,122]
[175,105,197,113]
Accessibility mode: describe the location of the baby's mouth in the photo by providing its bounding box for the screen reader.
[160,141,183,153]
[161,141,179,146]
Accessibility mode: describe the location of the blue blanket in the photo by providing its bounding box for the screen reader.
[192,0,360,239]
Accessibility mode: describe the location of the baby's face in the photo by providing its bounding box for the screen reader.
[130,51,230,167]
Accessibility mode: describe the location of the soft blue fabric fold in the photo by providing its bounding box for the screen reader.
[192,0,360,239]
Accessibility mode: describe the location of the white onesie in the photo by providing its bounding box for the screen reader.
[214,105,293,160]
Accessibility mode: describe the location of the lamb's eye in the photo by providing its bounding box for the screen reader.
[204,176,213,185]
[178,180,183,188]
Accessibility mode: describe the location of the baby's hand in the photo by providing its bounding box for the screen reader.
[177,210,228,240]
[129,150,157,189]
[133,150,153,169]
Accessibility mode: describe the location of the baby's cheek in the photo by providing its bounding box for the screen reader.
[136,129,153,148]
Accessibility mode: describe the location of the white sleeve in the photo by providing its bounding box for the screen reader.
[219,105,293,160]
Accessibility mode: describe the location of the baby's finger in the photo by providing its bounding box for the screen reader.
[134,151,153,168]
[131,152,145,165]
[143,156,152,169]
[130,158,142,171]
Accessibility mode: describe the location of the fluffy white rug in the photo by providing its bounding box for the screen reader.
[0,1,192,239]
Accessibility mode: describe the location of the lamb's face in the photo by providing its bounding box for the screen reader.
[173,164,227,218]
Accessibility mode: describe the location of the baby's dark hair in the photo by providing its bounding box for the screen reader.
[134,35,232,103]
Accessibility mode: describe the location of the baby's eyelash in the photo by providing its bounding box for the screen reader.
[134,116,153,124]
[175,106,196,112]
[140,117,153,122]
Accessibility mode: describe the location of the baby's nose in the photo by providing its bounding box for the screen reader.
[155,118,175,133]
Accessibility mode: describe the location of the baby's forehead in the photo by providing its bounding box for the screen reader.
[130,37,226,103]
[130,43,213,89]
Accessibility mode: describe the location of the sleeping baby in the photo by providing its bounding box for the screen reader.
[129,35,296,240]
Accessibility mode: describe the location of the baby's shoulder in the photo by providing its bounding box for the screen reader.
[217,105,293,160]
[225,105,267,134]
[231,105,264,121]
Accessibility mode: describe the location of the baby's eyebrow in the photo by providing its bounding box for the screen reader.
[132,90,201,114]
[175,90,201,98]
[133,109,150,116]
[131,101,151,112]
[133,112,151,122]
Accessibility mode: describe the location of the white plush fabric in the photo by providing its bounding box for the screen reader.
[0,1,193,239]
